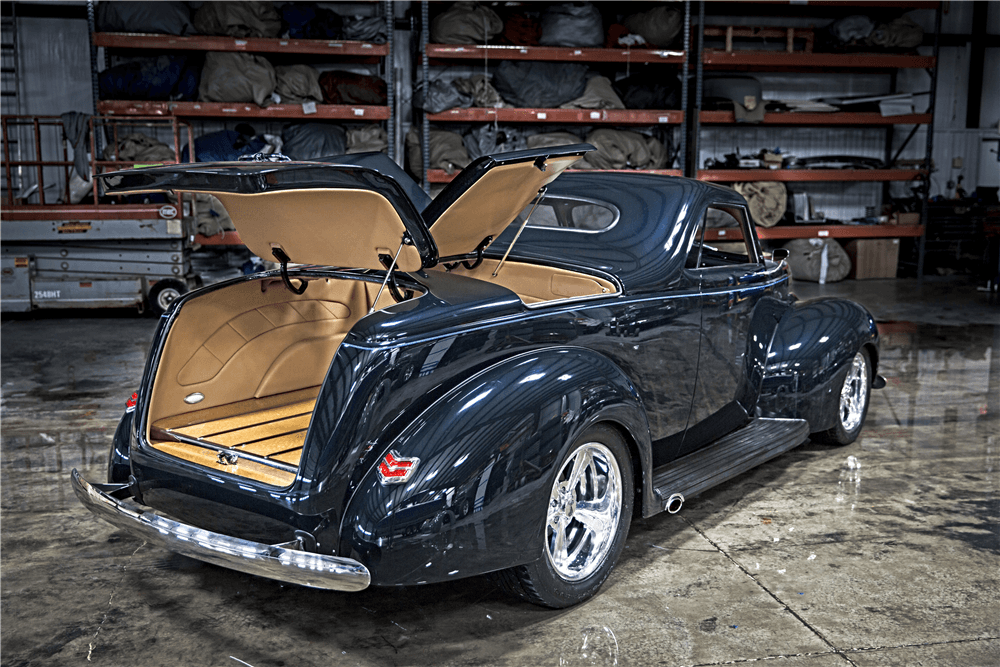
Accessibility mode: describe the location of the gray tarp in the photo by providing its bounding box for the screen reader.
[453,75,506,108]
[784,239,851,283]
[539,3,603,47]
[193,1,281,38]
[492,61,587,108]
[60,111,90,179]
[623,5,683,48]
[560,76,625,110]
[464,125,527,161]
[274,64,323,104]
[199,52,276,107]
[281,123,347,161]
[96,1,194,36]
[415,79,473,114]
[431,2,503,44]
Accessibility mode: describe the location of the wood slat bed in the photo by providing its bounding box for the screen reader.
[149,387,319,487]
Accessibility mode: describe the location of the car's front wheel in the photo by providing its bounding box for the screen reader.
[493,424,633,608]
[813,348,872,446]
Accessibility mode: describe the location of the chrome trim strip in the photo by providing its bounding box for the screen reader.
[71,469,370,592]
[160,431,299,474]
[523,194,620,234]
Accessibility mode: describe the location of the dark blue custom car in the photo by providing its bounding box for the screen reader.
[72,145,882,608]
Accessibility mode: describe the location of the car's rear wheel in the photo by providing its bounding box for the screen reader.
[813,348,872,446]
[493,424,633,608]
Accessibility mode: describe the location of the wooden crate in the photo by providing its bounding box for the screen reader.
[844,239,900,279]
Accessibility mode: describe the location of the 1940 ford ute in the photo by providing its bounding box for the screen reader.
[72,145,883,608]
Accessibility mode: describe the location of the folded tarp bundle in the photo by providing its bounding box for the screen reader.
[99,55,200,101]
[406,128,471,175]
[539,2,603,47]
[784,239,851,283]
[346,126,388,154]
[193,1,281,38]
[279,2,343,40]
[319,71,387,106]
[575,129,666,170]
[281,123,347,161]
[431,2,503,44]
[622,5,683,48]
[561,75,624,110]
[199,52,276,107]
[182,127,266,163]
[614,71,681,110]
[274,64,323,104]
[96,1,195,36]
[342,16,387,43]
[733,181,787,228]
[492,61,588,108]
[105,133,177,163]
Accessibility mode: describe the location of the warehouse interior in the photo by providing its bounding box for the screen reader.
[1,2,998,666]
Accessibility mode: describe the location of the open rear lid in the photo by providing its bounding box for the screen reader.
[99,145,591,271]
[422,144,592,260]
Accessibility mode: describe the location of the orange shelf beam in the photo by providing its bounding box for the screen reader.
[427,43,684,64]
[703,51,935,69]
[427,107,683,125]
[697,169,924,183]
[707,224,924,241]
[93,32,388,57]
[1,204,168,221]
[98,100,390,121]
[699,111,931,125]
[427,168,683,183]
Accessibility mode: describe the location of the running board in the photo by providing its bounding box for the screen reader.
[652,418,809,513]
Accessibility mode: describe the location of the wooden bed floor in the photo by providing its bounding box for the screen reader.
[149,388,319,486]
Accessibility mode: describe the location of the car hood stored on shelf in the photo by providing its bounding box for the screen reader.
[98,144,592,271]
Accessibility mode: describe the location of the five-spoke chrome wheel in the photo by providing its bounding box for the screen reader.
[545,442,622,582]
[839,351,870,432]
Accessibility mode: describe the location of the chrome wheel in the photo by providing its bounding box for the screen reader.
[839,351,869,432]
[545,442,623,582]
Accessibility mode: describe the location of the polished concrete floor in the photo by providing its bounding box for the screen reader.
[2,277,998,667]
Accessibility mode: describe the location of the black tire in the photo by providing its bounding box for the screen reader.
[147,279,187,316]
[493,424,634,608]
[812,348,872,446]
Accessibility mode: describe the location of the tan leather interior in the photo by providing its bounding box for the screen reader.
[214,189,423,271]
[147,276,398,434]
[432,260,616,304]
[430,155,581,258]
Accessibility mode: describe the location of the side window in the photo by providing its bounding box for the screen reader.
[686,205,758,269]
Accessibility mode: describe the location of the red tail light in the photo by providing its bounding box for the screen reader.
[125,391,138,411]
[377,451,419,484]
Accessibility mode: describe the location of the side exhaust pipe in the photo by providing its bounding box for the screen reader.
[665,493,684,514]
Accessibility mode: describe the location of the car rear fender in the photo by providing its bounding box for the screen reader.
[757,298,879,432]
[337,346,651,587]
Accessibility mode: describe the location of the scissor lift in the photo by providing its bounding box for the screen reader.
[1,115,197,313]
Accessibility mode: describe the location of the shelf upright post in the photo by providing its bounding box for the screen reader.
[385,0,395,163]
[917,3,942,284]
[86,0,103,158]
[677,0,690,175]
[690,0,704,179]
[421,0,430,194]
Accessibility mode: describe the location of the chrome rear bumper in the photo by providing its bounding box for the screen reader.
[71,469,370,592]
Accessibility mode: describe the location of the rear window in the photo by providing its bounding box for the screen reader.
[514,197,618,232]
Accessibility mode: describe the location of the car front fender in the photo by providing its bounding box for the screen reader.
[757,298,879,432]
[337,346,651,587]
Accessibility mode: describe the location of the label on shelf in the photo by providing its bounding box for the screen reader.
[659,116,670,123]
[520,48,528,54]
[353,108,364,116]
[302,101,317,115]
[573,50,582,55]
[537,112,547,119]
[818,230,829,237]
[590,111,601,119]
[234,40,247,46]
[718,230,727,237]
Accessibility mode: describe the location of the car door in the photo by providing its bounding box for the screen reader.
[673,203,773,460]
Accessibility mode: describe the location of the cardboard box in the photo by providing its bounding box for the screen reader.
[844,239,900,279]
[890,212,920,225]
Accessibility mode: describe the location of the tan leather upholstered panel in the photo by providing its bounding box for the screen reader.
[429,156,581,258]
[433,260,616,304]
[148,278,382,428]
[214,189,422,271]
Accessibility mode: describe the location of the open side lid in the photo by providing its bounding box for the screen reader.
[98,162,432,272]
[421,144,593,261]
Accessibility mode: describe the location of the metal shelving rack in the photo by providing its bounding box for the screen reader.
[417,0,690,187]
[689,0,941,257]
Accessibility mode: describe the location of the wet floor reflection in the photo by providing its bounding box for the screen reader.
[1,318,997,666]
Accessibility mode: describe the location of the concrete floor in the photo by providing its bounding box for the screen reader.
[1,277,998,667]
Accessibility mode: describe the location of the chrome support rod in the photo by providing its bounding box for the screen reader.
[493,187,546,278]
[370,237,406,314]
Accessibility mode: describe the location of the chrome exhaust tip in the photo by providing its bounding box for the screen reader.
[665,493,684,514]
